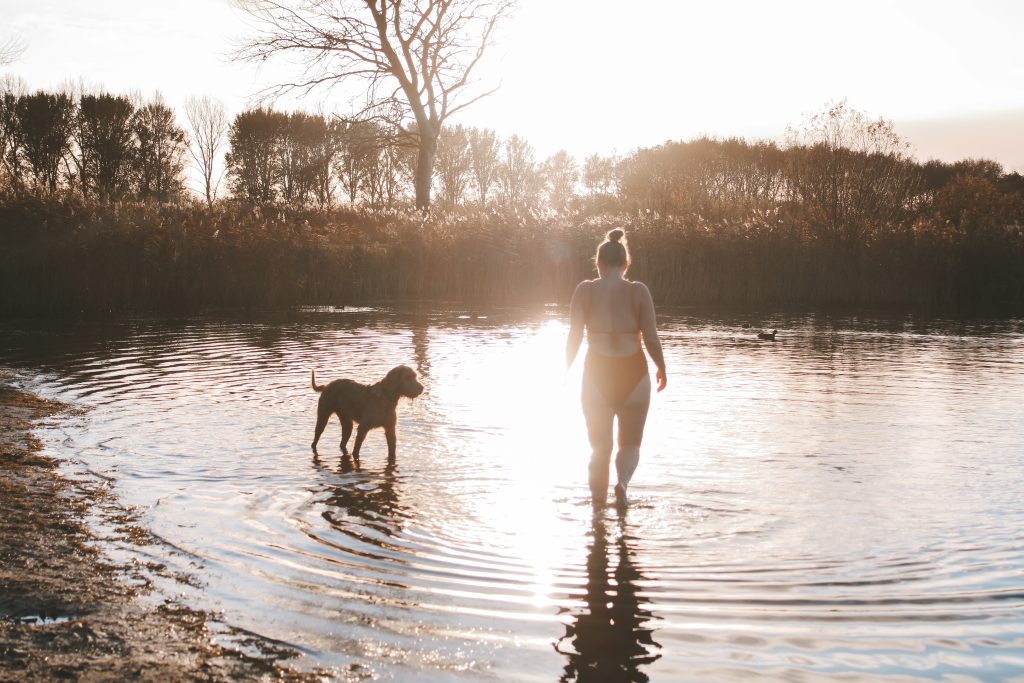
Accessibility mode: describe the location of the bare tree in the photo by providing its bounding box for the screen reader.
[498,133,536,209]
[581,153,618,196]
[0,37,27,66]
[335,118,379,204]
[237,0,515,211]
[76,93,136,199]
[306,113,344,208]
[133,95,188,201]
[785,99,910,158]
[364,126,414,208]
[226,108,284,204]
[468,126,499,206]
[185,95,228,207]
[540,149,578,214]
[785,100,921,242]
[11,91,76,193]
[434,123,472,208]
[0,76,29,187]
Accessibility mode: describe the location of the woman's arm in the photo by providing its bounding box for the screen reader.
[636,282,667,391]
[565,281,588,368]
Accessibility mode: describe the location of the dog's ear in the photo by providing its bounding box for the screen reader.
[382,366,404,394]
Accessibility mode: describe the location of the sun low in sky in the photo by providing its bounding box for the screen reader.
[3,0,1023,171]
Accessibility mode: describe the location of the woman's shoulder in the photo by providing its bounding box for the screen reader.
[578,278,611,292]
[628,279,652,295]
[570,279,595,306]
[573,279,597,293]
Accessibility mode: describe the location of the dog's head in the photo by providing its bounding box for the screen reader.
[382,365,424,400]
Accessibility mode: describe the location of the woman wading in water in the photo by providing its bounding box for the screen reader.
[566,229,667,508]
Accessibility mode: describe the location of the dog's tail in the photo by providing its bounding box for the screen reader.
[311,369,325,393]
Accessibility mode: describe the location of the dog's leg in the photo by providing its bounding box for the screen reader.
[352,424,371,459]
[384,418,397,461]
[340,417,353,455]
[311,409,331,453]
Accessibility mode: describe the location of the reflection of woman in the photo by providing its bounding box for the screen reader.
[555,517,661,682]
[566,229,666,508]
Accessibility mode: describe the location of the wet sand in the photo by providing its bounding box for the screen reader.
[0,375,321,682]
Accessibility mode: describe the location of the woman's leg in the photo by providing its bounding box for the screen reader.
[582,373,615,506]
[614,374,651,493]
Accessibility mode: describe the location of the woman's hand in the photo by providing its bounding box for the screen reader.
[656,367,667,392]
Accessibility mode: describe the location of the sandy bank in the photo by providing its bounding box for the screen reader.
[0,374,323,682]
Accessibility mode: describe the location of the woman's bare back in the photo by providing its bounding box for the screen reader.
[582,277,643,356]
[566,269,665,392]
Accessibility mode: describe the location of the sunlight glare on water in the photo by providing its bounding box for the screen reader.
[2,308,1024,682]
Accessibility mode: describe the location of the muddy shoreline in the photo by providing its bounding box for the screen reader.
[0,374,324,682]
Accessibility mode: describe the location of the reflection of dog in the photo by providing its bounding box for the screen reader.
[311,366,423,458]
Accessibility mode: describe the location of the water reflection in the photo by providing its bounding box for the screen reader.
[411,325,431,379]
[318,457,408,540]
[556,513,661,682]
[2,311,1024,680]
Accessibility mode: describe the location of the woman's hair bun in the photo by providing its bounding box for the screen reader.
[606,229,625,243]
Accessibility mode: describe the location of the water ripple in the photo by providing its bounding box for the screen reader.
[2,311,1023,680]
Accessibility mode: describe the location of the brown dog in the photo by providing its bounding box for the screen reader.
[311,365,423,459]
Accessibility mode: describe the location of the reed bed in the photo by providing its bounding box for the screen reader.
[1,192,1021,317]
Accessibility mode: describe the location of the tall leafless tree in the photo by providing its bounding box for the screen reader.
[185,95,228,207]
[236,0,514,211]
[0,37,27,66]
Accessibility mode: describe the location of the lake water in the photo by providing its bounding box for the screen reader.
[2,308,1024,681]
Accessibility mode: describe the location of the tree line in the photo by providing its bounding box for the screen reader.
[3,85,1021,229]
[1,82,1022,314]
[0,82,597,213]
[0,88,187,201]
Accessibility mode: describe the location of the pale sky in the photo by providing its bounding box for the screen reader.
[3,0,1023,172]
